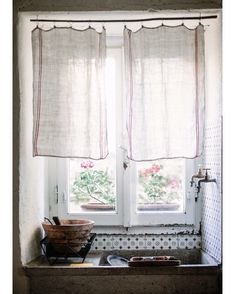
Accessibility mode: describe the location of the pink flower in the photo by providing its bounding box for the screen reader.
[88,161,94,168]
[143,171,149,177]
[81,162,87,168]
[81,160,94,169]
[151,164,161,173]
[141,164,161,177]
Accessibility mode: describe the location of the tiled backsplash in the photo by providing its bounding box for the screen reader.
[201,117,222,263]
[91,234,201,251]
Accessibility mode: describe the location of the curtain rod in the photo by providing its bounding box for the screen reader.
[30,15,217,23]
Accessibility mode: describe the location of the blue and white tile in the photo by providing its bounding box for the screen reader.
[145,234,178,250]
[112,235,146,250]
[91,234,113,250]
[201,117,222,262]
[178,235,201,249]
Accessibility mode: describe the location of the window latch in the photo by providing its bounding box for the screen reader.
[123,161,129,170]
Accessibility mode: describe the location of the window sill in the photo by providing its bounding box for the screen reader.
[92,224,199,235]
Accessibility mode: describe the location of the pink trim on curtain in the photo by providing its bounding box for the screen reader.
[128,30,133,159]
[195,28,199,157]
[34,29,43,156]
[98,33,104,159]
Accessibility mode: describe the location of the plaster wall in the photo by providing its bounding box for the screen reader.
[13,7,30,294]
[18,14,45,266]
[204,12,222,123]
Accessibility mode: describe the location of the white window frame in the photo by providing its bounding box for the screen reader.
[48,156,201,228]
[126,159,198,226]
[47,35,202,229]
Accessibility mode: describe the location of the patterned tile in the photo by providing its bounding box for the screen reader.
[178,235,201,249]
[145,235,178,250]
[91,233,200,251]
[201,118,222,262]
[91,234,113,250]
[112,235,146,250]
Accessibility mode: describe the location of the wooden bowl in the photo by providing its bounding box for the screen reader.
[42,219,94,253]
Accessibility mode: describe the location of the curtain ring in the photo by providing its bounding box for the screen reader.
[181,19,184,26]
[161,19,164,26]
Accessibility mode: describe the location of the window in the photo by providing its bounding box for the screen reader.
[48,36,201,228]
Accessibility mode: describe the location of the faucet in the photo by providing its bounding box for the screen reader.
[190,167,204,187]
[196,168,216,196]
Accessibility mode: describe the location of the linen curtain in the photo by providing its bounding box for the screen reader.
[32,27,107,159]
[124,25,205,161]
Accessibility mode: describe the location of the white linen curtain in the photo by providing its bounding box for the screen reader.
[32,27,107,159]
[124,25,205,161]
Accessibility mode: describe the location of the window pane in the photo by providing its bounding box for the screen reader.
[69,158,116,213]
[137,159,185,212]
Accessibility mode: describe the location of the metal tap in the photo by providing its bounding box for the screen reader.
[196,168,216,195]
[190,168,204,187]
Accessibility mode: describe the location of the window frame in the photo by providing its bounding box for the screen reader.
[126,158,198,226]
[57,158,123,226]
[48,157,201,228]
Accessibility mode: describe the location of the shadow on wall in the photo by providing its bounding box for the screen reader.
[29,227,44,259]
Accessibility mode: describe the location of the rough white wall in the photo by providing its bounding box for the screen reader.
[18,15,45,265]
